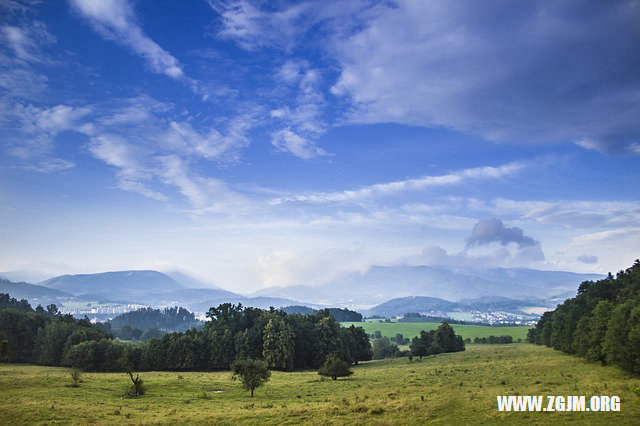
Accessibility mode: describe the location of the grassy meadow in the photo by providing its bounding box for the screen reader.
[341,321,532,341]
[1,344,639,425]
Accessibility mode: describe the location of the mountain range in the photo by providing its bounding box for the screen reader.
[251,265,603,309]
[0,266,604,317]
[365,295,552,318]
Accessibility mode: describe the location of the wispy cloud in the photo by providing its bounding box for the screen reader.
[469,198,640,229]
[69,0,184,79]
[268,60,330,159]
[272,162,525,204]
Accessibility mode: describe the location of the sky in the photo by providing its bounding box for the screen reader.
[1,0,639,293]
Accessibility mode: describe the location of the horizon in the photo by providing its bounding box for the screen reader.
[1,0,639,293]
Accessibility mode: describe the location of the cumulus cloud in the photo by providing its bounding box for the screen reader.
[402,218,546,268]
[577,254,598,264]
[466,218,539,249]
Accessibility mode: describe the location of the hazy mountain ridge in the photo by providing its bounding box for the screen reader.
[39,270,184,296]
[0,278,72,305]
[366,295,552,318]
[29,270,312,314]
[252,265,605,308]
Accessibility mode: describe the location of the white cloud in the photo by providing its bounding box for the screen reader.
[69,0,184,79]
[269,60,330,158]
[273,161,524,204]
[271,128,329,160]
[4,102,92,160]
[0,19,55,100]
[254,247,369,287]
[470,198,640,229]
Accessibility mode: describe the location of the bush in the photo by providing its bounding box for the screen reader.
[318,353,353,380]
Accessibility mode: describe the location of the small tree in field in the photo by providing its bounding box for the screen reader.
[318,354,353,380]
[123,371,145,397]
[231,359,271,397]
[69,369,82,387]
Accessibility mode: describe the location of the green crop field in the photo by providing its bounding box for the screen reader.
[341,321,532,341]
[1,344,638,425]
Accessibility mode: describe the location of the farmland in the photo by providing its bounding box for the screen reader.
[341,321,531,342]
[1,344,638,424]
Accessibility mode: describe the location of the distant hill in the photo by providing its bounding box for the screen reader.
[366,296,461,317]
[252,265,604,308]
[0,278,71,305]
[35,270,314,314]
[366,295,552,318]
[39,270,184,297]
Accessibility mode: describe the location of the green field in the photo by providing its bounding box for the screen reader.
[341,321,531,341]
[1,344,638,424]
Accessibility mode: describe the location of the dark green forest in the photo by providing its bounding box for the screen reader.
[109,306,202,332]
[0,298,372,373]
[280,306,363,322]
[527,259,640,374]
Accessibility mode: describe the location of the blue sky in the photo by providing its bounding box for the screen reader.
[1,0,639,292]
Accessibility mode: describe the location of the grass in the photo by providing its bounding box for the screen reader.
[341,321,532,341]
[1,345,639,424]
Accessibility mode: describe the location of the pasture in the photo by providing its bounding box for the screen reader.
[341,321,531,341]
[1,344,638,424]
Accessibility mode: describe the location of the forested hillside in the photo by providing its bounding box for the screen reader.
[528,260,640,374]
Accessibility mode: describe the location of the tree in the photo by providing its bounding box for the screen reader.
[69,368,82,387]
[410,330,434,358]
[46,304,59,316]
[262,318,295,370]
[124,371,145,397]
[347,325,372,364]
[231,358,270,397]
[0,339,9,362]
[372,336,399,359]
[433,322,465,353]
[318,353,353,380]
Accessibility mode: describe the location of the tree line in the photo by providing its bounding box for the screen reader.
[0,299,372,373]
[527,260,640,375]
[473,335,514,344]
